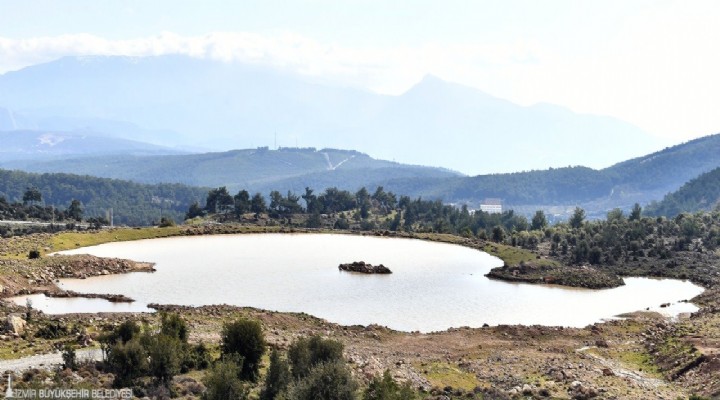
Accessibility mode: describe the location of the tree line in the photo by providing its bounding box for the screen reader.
[0,169,206,226]
[189,185,532,236]
[192,185,720,286]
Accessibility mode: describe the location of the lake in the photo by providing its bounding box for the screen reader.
[11,234,704,332]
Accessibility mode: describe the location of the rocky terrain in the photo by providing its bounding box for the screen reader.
[0,254,154,299]
[339,261,392,274]
[485,262,625,289]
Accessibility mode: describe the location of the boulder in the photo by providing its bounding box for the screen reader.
[338,261,392,274]
[5,314,27,335]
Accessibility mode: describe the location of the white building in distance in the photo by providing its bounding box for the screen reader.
[479,198,502,214]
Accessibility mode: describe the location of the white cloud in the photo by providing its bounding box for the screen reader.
[1,5,720,144]
[0,31,539,95]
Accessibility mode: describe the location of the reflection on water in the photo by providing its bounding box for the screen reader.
[19,233,703,332]
[10,293,151,314]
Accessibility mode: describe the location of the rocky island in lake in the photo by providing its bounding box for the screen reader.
[338,261,392,274]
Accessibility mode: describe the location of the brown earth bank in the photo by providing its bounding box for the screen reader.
[0,227,717,398]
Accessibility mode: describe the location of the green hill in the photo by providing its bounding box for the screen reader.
[4,134,720,221]
[0,169,207,226]
[645,167,720,216]
[1,147,461,193]
[378,133,720,217]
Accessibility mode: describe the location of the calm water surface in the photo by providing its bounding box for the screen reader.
[13,234,704,332]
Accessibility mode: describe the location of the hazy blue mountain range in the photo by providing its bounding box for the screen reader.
[0,55,665,175]
[1,134,718,225]
[1,147,461,193]
[4,134,720,221]
[0,129,185,161]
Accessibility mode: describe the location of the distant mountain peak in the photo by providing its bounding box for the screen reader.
[0,54,664,175]
[402,74,503,104]
[419,74,444,83]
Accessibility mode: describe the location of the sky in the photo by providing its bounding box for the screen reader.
[1,0,719,143]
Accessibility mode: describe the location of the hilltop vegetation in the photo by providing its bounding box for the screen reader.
[2,147,460,195]
[382,133,720,217]
[195,183,720,289]
[0,169,206,226]
[492,206,720,289]
[646,167,720,216]
[8,134,720,221]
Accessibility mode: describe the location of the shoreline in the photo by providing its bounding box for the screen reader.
[1,226,717,397]
[0,227,705,334]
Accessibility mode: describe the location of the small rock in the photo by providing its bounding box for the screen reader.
[522,383,533,394]
[5,314,27,335]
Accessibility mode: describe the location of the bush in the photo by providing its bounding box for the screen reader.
[285,360,357,400]
[28,249,41,259]
[306,213,323,228]
[114,320,141,344]
[360,220,376,231]
[364,370,416,400]
[221,319,266,381]
[62,344,77,371]
[202,358,248,400]
[147,334,181,384]
[183,342,212,372]
[334,218,350,230]
[160,312,188,342]
[159,217,176,227]
[288,335,344,379]
[35,321,68,339]
[108,339,148,388]
[260,349,291,400]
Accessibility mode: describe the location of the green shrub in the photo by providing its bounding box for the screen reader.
[35,321,68,339]
[62,344,77,371]
[288,335,344,379]
[108,339,148,388]
[147,334,182,384]
[160,312,188,342]
[221,319,266,381]
[114,320,141,344]
[202,358,248,400]
[183,342,212,372]
[260,349,291,400]
[159,217,176,227]
[285,360,357,400]
[364,370,416,400]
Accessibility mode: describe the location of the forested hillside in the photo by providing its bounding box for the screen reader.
[2,147,460,193]
[380,134,720,214]
[4,134,720,222]
[0,169,207,226]
[645,167,720,216]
